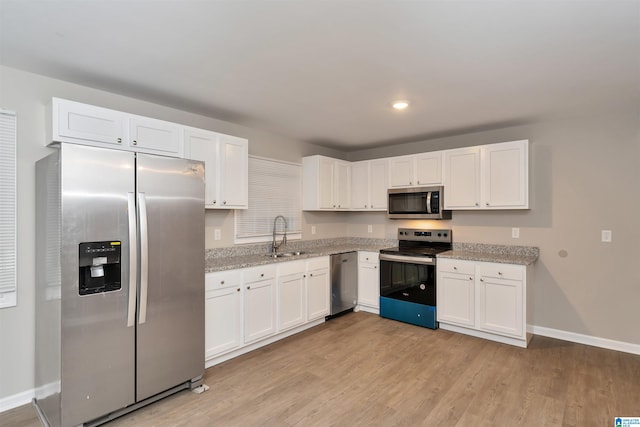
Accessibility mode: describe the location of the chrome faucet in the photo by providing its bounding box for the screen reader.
[272,215,288,254]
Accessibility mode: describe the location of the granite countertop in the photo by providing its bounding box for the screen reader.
[205,238,540,272]
[437,242,539,266]
[205,239,395,273]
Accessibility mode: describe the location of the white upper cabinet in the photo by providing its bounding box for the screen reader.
[388,152,443,188]
[415,152,443,186]
[443,146,481,208]
[49,98,183,156]
[52,98,127,147]
[303,155,351,210]
[350,159,388,211]
[184,128,248,209]
[482,140,528,208]
[444,140,528,209]
[218,134,249,209]
[128,115,181,155]
[388,155,415,188]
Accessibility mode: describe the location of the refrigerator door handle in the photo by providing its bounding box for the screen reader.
[127,193,137,327]
[138,192,149,325]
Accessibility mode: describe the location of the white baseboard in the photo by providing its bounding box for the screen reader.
[0,388,34,414]
[528,325,640,355]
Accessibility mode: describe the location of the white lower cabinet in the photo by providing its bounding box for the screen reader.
[306,258,330,321]
[437,259,475,327]
[205,256,333,367]
[437,258,531,347]
[357,252,379,312]
[277,269,306,332]
[244,265,277,344]
[205,270,243,359]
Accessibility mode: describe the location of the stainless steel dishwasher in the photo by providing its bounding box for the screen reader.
[329,251,358,317]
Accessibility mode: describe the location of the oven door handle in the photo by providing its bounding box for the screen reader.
[379,253,435,265]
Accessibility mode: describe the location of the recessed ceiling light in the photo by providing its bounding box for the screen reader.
[392,100,409,110]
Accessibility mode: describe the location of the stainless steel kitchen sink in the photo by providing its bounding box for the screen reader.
[265,251,307,258]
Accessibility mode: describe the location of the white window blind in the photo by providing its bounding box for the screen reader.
[0,110,17,308]
[235,156,302,244]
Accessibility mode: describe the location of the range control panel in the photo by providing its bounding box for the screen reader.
[397,228,452,244]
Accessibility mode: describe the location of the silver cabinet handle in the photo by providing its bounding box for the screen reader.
[126,193,137,327]
[486,202,490,206]
[138,192,149,325]
[260,273,264,277]
[475,202,479,206]
[247,286,251,290]
[237,288,240,292]
[213,200,217,204]
[480,278,484,282]
[117,137,122,144]
[132,140,138,145]
[221,280,225,285]
[223,201,227,205]
[469,277,473,280]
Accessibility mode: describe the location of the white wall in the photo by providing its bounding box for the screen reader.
[346,109,640,346]
[0,66,344,402]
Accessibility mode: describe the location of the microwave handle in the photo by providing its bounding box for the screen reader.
[426,192,432,214]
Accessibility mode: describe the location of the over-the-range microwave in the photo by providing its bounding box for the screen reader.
[387,186,452,220]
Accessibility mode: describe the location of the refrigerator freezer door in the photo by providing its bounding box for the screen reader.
[59,145,136,426]
[135,153,205,401]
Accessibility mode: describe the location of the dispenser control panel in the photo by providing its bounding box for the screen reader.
[78,241,122,295]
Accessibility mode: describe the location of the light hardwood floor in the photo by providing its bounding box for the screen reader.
[2,311,639,426]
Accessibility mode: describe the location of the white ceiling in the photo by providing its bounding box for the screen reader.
[1,0,639,150]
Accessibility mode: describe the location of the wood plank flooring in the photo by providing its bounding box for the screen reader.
[2,311,639,426]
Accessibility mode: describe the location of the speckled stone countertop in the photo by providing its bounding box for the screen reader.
[205,237,396,273]
[437,242,539,265]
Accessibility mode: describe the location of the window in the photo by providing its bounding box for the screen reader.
[235,156,302,244]
[0,110,17,308]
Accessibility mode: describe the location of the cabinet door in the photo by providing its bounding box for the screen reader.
[369,159,388,210]
[278,273,306,331]
[129,115,182,156]
[184,129,219,207]
[351,161,370,210]
[205,286,242,359]
[56,98,126,147]
[388,155,415,188]
[357,262,379,309]
[443,147,481,209]
[219,134,248,208]
[477,275,523,338]
[334,161,351,209]
[244,279,276,343]
[307,268,329,321]
[482,140,528,209]
[318,157,335,209]
[415,152,442,186]
[437,271,475,327]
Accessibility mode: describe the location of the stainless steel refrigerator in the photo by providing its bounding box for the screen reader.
[34,143,205,427]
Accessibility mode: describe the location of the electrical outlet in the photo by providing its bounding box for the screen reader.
[214,229,221,241]
[601,230,612,242]
[512,228,520,238]
[367,225,373,233]
[311,226,316,235]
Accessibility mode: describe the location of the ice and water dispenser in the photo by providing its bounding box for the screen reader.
[78,241,122,295]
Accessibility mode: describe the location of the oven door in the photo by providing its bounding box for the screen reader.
[379,254,436,306]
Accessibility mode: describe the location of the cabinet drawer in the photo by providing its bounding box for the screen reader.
[206,270,241,291]
[243,265,277,283]
[306,256,329,271]
[277,260,306,277]
[477,263,523,281]
[358,252,379,263]
[437,258,475,275]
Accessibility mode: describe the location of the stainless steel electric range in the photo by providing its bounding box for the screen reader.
[379,228,452,329]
